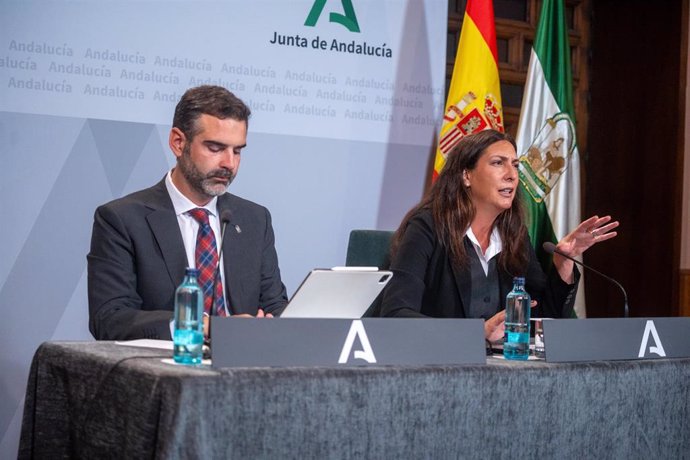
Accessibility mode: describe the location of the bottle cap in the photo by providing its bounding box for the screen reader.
[513,276,525,284]
[185,267,200,277]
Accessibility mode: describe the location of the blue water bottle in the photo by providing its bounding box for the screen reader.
[173,268,204,364]
[503,277,531,360]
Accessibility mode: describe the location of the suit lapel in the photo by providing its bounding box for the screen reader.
[217,195,245,313]
[452,261,472,318]
[146,179,188,287]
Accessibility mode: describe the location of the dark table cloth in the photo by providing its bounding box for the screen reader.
[19,341,690,459]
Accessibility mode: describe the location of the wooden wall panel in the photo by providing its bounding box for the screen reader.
[585,0,683,317]
[681,270,690,316]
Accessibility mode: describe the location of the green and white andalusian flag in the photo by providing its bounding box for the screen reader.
[515,0,584,317]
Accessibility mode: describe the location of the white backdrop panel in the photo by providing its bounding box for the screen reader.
[0,1,447,457]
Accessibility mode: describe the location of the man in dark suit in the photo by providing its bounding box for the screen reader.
[88,85,287,340]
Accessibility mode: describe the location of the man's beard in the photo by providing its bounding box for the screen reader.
[178,144,235,198]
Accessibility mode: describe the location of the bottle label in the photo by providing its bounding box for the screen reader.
[506,331,529,344]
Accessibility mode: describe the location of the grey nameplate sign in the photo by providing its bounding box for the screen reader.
[543,317,690,362]
[211,318,485,367]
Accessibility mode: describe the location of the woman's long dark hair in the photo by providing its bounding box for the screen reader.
[392,129,529,275]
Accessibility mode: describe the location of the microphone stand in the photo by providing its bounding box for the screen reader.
[543,242,629,318]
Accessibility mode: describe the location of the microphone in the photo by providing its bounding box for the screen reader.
[220,209,232,242]
[542,242,629,318]
[211,209,233,317]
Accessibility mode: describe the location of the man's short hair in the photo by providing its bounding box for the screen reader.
[173,85,251,140]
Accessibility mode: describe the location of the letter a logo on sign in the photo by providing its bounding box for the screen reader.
[338,320,376,363]
[305,0,361,33]
[638,320,667,358]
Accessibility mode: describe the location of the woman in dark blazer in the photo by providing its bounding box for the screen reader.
[380,129,618,341]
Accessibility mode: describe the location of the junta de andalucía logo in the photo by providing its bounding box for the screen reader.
[305,0,361,33]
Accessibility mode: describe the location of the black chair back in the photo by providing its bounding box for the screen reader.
[345,230,394,317]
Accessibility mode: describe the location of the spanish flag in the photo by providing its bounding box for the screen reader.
[433,0,503,180]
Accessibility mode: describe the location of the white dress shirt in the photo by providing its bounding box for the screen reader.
[165,170,229,315]
[465,226,503,276]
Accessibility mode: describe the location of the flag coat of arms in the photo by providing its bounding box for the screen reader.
[433,0,503,181]
[515,0,584,316]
